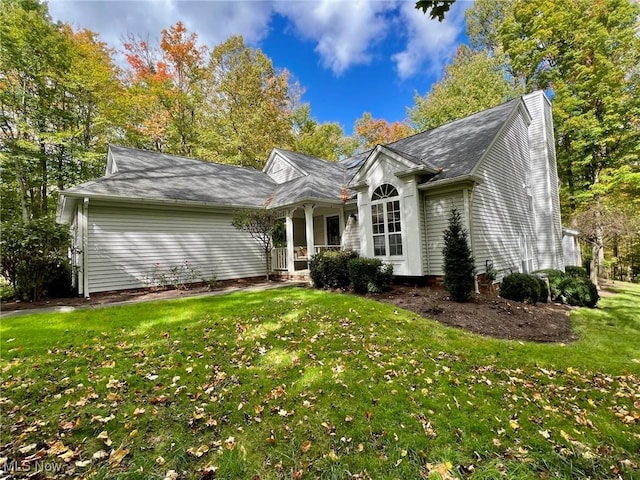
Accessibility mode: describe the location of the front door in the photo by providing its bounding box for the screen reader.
[326,215,340,245]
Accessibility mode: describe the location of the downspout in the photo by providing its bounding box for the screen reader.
[82,197,90,298]
[464,187,479,294]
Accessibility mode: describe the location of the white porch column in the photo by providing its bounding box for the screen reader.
[303,204,315,261]
[286,211,295,274]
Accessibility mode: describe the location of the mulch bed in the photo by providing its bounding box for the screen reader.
[371,284,576,343]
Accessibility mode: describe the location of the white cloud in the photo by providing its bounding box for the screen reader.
[391,0,470,80]
[274,0,397,75]
[48,0,274,54]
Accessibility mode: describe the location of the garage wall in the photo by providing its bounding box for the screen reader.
[86,204,264,293]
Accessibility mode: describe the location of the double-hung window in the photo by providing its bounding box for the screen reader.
[371,184,403,257]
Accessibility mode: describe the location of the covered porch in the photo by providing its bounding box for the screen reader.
[271,203,358,274]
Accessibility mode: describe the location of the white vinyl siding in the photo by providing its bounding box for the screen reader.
[523,92,564,270]
[265,155,303,184]
[424,191,464,275]
[86,204,264,293]
[471,110,537,279]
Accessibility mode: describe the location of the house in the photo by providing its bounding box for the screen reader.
[57,90,565,297]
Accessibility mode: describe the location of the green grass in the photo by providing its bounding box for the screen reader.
[1,283,639,479]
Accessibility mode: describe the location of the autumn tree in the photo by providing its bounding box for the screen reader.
[122,22,207,155]
[198,35,297,169]
[292,104,355,160]
[409,45,521,130]
[352,112,413,151]
[0,0,122,221]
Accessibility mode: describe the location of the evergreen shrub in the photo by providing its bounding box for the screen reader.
[558,276,599,307]
[500,273,541,303]
[442,209,475,302]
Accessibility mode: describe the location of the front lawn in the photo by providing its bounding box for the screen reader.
[1,283,639,479]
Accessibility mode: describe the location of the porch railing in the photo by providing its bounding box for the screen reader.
[271,245,342,272]
[314,245,342,254]
[272,248,288,271]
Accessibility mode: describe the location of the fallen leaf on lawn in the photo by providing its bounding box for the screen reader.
[326,449,338,461]
[151,394,168,404]
[156,456,166,465]
[165,470,179,480]
[366,410,372,422]
[47,440,69,456]
[97,430,113,446]
[539,429,551,439]
[133,407,146,416]
[224,437,236,450]
[75,459,91,468]
[108,446,130,466]
[345,415,353,423]
[509,419,520,430]
[425,462,456,480]
[129,429,138,438]
[301,440,312,453]
[60,418,80,431]
[93,449,109,460]
[91,414,115,424]
[265,431,277,445]
[187,444,209,457]
[19,443,37,454]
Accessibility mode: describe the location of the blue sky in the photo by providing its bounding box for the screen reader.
[48,0,472,135]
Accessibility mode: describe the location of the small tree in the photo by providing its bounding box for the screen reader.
[442,208,475,302]
[232,208,278,281]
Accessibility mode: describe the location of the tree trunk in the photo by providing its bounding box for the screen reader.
[14,156,30,222]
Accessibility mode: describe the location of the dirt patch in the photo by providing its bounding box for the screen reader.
[370,284,576,343]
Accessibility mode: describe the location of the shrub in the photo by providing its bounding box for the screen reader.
[534,269,566,300]
[309,250,358,289]
[348,258,393,293]
[442,209,475,302]
[500,273,541,304]
[558,277,599,307]
[565,265,588,278]
[1,218,71,301]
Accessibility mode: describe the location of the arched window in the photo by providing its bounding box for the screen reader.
[371,184,402,256]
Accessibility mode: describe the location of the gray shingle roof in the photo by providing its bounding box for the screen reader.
[62,145,277,208]
[60,97,522,213]
[343,98,520,183]
[269,149,352,207]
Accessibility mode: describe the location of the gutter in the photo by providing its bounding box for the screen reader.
[417,174,483,191]
[58,192,265,212]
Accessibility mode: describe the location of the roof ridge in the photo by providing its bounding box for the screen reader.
[386,96,521,148]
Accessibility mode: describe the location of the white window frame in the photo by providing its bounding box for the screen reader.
[371,184,403,258]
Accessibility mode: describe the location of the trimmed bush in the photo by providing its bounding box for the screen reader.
[500,273,541,304]
[309,250,358,289]
[565,266,588,278]
[558,277,599,307]
[348,258,393,294]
